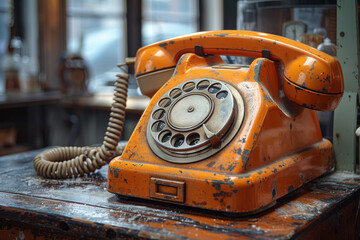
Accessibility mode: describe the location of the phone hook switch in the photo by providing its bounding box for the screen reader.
[195,45,212,57]
[261,49,271,59]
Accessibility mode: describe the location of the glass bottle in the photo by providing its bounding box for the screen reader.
[2,32,22,95]
[317,38,337,57]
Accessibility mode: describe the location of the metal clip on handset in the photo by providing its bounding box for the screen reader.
[33,58,135,179]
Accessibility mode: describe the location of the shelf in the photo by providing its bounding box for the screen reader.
[61,93,150,114]
[0,145,32,156]
[0,91,63,109]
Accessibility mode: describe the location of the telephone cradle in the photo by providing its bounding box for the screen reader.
[107,30,344,215]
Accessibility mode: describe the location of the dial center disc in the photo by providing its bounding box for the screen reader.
[168,93,213,130]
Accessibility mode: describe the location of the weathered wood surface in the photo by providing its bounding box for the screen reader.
[0,148,359,239]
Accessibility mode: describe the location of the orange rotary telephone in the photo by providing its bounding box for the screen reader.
[33,30,343,215]
[107,30,343,215]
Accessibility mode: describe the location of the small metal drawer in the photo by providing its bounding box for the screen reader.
[150,177,185,203]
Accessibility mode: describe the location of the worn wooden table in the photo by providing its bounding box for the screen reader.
[0,148,359,239]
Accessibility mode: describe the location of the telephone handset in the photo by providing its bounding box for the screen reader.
[34,30,344,215]
[135,30,343,111]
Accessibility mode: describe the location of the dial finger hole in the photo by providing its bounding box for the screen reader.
[216,91,228,99]
[169,88,182,99]
[171,134,185,147]
[197,80,210,90]
[159,130,172,143]
[152,121,165,132]
[183,82,195,92]
[208,83,222,94]
[186,133,201,146]
[152,109,165,120]
[158,98,171,107]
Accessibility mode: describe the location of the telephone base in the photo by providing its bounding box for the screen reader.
[108,139,333,215]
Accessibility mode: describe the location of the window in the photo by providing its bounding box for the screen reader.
[66,0,126,91]
[142,0,199,46]
[0,1,9,93]
[0,1,8,54]
[66,0,199,92]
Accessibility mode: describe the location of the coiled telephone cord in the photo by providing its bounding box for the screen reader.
[33,66,129,179]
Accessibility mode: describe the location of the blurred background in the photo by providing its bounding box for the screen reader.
[0,0,348,155]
